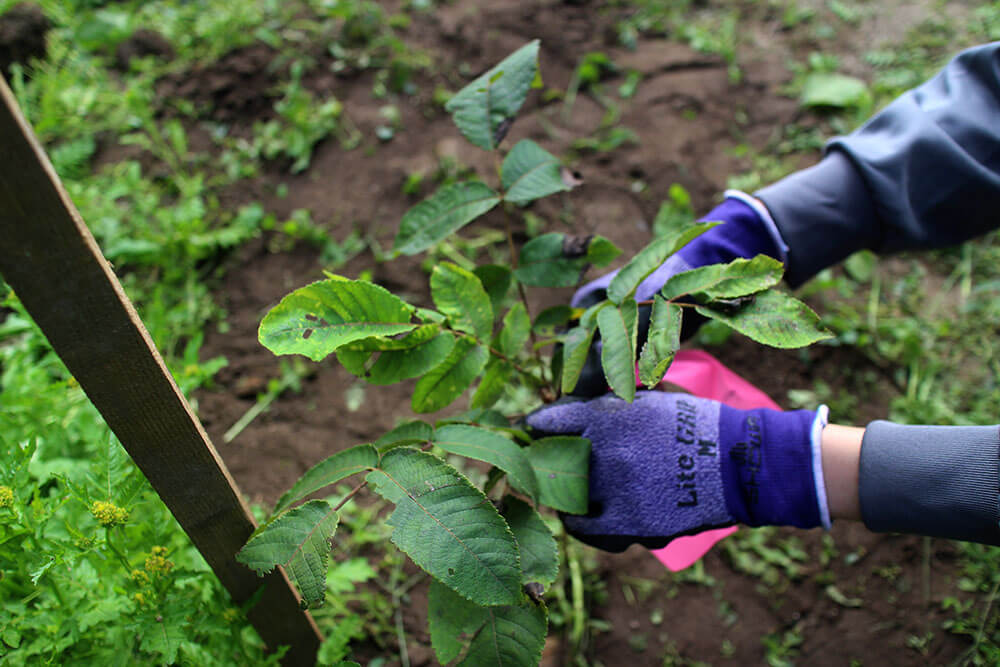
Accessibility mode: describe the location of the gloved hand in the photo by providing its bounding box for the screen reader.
[568,193,789,396]
[526,392,830,552]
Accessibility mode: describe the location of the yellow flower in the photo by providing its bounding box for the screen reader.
[130,569,150,585]
[144,547,174,577]
[90,501,129,527]
[0,486,14,509]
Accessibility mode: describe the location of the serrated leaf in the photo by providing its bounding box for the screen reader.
[338,323,442,352]
[362,334,457,385]
[597,305,636,403]
[443,408,511,429]
[637,297,681,388]
[474,264,513,313]
[472,359,513,409]
[259,279,416,362]
[660,255,784,301]
[366,448,522,605]
[394,182,501,256]
[274,445,379,514]
[586,236,622,267]
[498,302,530,356]
[412,338,489,413]
[375,420,434,451]
[432,262,493,339]
[458,599,547,667]
[559,325,596,395]
[514,233,586,287]
[502,496,558,587]
[445,40,540,150]
[522,436,590,514]
[694,289,832,348]
[501,139,572,205]
[237,500,339,607]
[429,579,484,664]
[433,424,538,501]
[606,222,721,304]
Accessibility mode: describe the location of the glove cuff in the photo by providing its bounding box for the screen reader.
[718,405,823,528]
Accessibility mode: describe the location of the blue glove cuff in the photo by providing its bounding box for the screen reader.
[718,405,823,529]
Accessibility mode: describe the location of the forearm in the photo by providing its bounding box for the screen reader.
[819,420,1000,544]
[756,43,1000,287]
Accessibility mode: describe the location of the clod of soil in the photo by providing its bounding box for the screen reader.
[156,42,282,122]
[115,29,174,70]
[0,2,51,77]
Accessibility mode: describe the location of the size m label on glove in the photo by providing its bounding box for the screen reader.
[669,398,729,525]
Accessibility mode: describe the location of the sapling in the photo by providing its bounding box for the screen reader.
[237,40,829,665]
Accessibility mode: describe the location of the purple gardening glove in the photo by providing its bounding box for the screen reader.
[572,192,789,309]
[526,392,830,552]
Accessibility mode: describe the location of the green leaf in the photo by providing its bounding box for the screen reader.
[274,445,379,514]
[433,424,539,501]
[559,325,596,395]
[501,139,573,205]
[514,233,586,287]
[586,236,623,267]
[694,290,832,349]
[444,408,511,429]
[363,334,457,385]
[458,600,547,667]
[366,448,522,605]
[237,500,339,607]
[498,302,530,356]
[801,72,869,109]
[431,262,493,339]
[637,297,681,388]
[502,496,558,587]
[471,359,513,409]
[445,40,540,150]
[522,436,590,514]
[660,255,784,301]
[412,338,489,413]
[532,305,573,335]
[428,579,484,664]
[606,222,721,304]
[259,280,416,362]
[474,264,513,313]
[337,323,441,351]
[375,420,434,451]
[597,305,636,403]
[394,182,501,256]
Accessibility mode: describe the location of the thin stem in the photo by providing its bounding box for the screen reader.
[105,527,132,571]
[333,479,368,512]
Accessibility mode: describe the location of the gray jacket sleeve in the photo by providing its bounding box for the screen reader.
[756,44,1000,544]
[756,42,1000,288]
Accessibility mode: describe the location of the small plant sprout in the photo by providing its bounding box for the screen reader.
[238,40,829,665]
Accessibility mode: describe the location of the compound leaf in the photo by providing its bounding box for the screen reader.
[514,233,586,287]
[471,359,513,409]
[274,445,379,514]
[694,289,832,349]
[498,302,530,357]
[429,579,484,664]
[259,280,416,362]
[237,500,339,607]
[502,496,558,587]
[597,304,636,403]
[637,297,681,388]
[458,599,547,667]
[521,436,590,514]
[394,182,500,256]
[433,424,538,501]
[501,139,572,205]
[660,255,783,301]
[412,337,489,413]
[606,222,720,304]
[432,262,494,339]
[445,40,540,150]
[366,448,522,605]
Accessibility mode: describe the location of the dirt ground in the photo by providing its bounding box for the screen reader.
[183,2,975,664]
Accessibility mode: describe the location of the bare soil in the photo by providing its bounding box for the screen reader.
[169,1,976,663]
